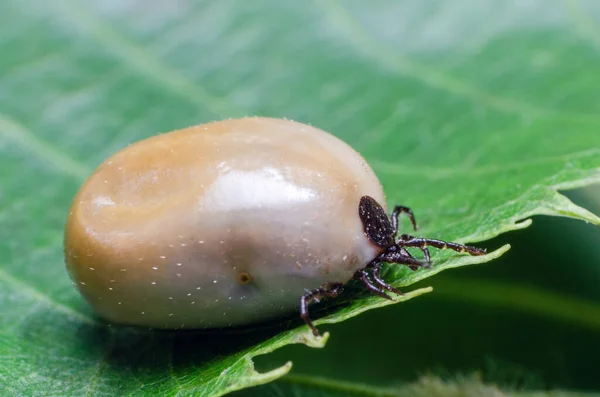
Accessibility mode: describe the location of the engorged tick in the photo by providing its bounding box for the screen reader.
[63,117,486,336]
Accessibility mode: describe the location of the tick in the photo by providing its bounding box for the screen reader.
[64,117,485,336]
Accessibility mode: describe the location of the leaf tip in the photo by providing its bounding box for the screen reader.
[514,218,533,229]
[298,330,330,348]
[541,188,600,225]
[488,243,511,259]
[233,360,293,395]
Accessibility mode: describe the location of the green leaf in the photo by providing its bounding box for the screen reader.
[1,1,599,396]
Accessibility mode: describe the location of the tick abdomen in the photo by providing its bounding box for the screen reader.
[65,118,385,328]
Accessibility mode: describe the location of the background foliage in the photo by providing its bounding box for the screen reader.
[1,1,599,396]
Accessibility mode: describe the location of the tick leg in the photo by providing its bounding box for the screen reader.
[371,261,404,296]
[397,246,428,270]
[380,250,429,270]
[399,234,431,264]
[391,205,418,233]
[422,247,431,264]
[399,235,486,256]
[300,282,344,337]
[355,268,393,301]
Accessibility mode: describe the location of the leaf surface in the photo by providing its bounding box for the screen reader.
[1,1,599,396]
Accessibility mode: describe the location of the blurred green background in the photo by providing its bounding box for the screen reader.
[1,0,600,396]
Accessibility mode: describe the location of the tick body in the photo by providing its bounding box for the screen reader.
[65,117,386,329]
[64,117,486,334]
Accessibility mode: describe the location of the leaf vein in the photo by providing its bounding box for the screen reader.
[374,147,600,178]
[0,267,99,326]
[315,0,600,124]
[0,113,90,180]
[50,0,247,119]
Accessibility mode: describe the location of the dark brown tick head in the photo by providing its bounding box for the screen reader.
[358,195,396,249]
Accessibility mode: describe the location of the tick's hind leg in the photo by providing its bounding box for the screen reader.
[399,235,486,256]
[371,261,404,296]
[300,282,344,337]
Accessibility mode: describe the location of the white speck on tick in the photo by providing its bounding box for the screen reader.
[80,282,86,285]
[168,297,173,300]
[213,280,217,284]
[191,301,195,304]
[160,255,166,259]
[196,287,201,290]
[152,267,158,270]
[108,287,113,291]
[187,293,191,296]
[180,243,187,247]
[89,267,95,271]
[228,296,232,300]
[151,281,157,285]
[176,263,182,266]
[198,240,204,244]
[141,312,145,315]
[118,302,122,305]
